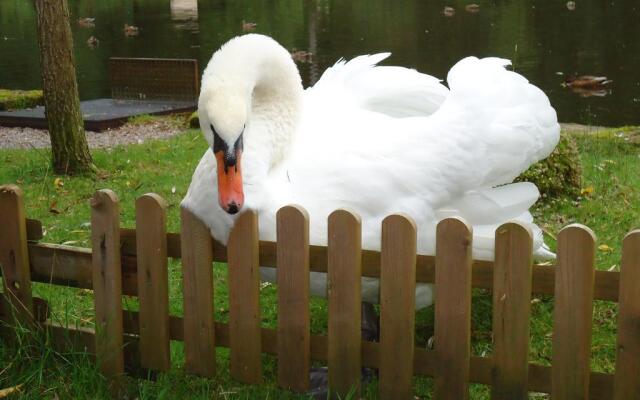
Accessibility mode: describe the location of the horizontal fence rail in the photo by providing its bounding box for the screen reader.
[1,185,639,400]
[22,219,621,301]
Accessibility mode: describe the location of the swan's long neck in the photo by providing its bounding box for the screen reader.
[201,35,304,184]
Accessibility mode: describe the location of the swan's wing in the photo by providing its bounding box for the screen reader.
[281,56,558,261]
[308,53,449,118]
[437,56,561,187]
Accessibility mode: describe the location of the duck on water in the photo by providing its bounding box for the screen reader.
[182,34,560,395]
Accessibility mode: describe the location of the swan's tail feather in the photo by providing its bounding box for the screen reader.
[436,182,555,260]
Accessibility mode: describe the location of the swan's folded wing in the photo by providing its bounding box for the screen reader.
[429,56,561,189]
[308,53,449,118]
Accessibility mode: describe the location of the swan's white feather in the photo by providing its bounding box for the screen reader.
[310,53,449,117]
[183,35,560,309]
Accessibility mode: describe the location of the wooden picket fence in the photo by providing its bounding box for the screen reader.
[1,184,639,399]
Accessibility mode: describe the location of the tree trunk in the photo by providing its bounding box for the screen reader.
[33,0,93,174]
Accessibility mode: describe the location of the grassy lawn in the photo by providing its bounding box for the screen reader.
[0,122,639,399]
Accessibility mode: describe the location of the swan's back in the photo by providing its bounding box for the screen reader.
[258,56,559,261]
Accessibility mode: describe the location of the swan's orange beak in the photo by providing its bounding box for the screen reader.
[215,150,244,214]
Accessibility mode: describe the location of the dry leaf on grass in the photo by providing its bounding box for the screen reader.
[0,384,23,398]
[598,244,614,253]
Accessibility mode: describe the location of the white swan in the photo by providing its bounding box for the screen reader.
[182,34,560,309]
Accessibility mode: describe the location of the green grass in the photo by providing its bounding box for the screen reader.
[1,125,639,399]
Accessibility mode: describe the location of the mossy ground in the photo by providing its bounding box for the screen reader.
[0,124,638,399]
[0,89,43,111]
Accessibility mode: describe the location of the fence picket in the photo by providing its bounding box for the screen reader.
[228,210,262,384]
[0,185,33,325]
[328,210,362,399]
[434,217,473,400]
[552,224,596,399]
[135,194,170,372]
[379,214,417,400]
[491,222,533,400]
[613,230,640,400]
[181,206,216,377]
[276,205,310,392]
[90,190,124,380]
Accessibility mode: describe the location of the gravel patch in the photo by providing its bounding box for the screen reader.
[0,117,187,150]
[0,120,616,150]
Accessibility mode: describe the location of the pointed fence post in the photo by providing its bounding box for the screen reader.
[136,193,170,372]
[434,217,473,400]
[181,206,216,377]
[491,222,533,400]
[0,185,34,327]
[276,205,310,392]
[228,210,262,384]
[379,214,417,400]
[552,224,596,400]
[328,209,362,399]
[613,230,640,400]
[91,190,124,381]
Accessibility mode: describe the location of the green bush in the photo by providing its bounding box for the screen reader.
[516,132,582,198]
[188,111,200,128]
[0,89,43,110]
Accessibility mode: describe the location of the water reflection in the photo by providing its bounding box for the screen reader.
[0,0,638,126]
[170,0,198,32]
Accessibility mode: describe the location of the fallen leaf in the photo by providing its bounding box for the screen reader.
[580,186,594,196]
[0,384,23,398]
[49,200,60,214]
[53,177,64,189]
[598,244,614,253]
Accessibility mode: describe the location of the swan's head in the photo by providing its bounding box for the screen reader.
[198,34,304,215]
[199,88,249,215]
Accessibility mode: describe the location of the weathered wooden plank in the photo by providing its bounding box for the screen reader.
[552,224,596,400]
[327,210,362,399]
[227,210,262,384]
[0,185,34,325]
[42,305,616,400]
[379,214,417,400]
[491,222,533,400]
[614,230,640,400]
[434,217,473,400]
[90,189,124,380]
[0,296,48,323]
[25,218,43,241]
[180,206,215,377]
[135,194,170,372]
[276,205,310,392]
[25,222,620,300]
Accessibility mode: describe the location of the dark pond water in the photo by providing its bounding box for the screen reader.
[1,0,639,126]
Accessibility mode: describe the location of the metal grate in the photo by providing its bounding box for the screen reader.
[109,58,199,102]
